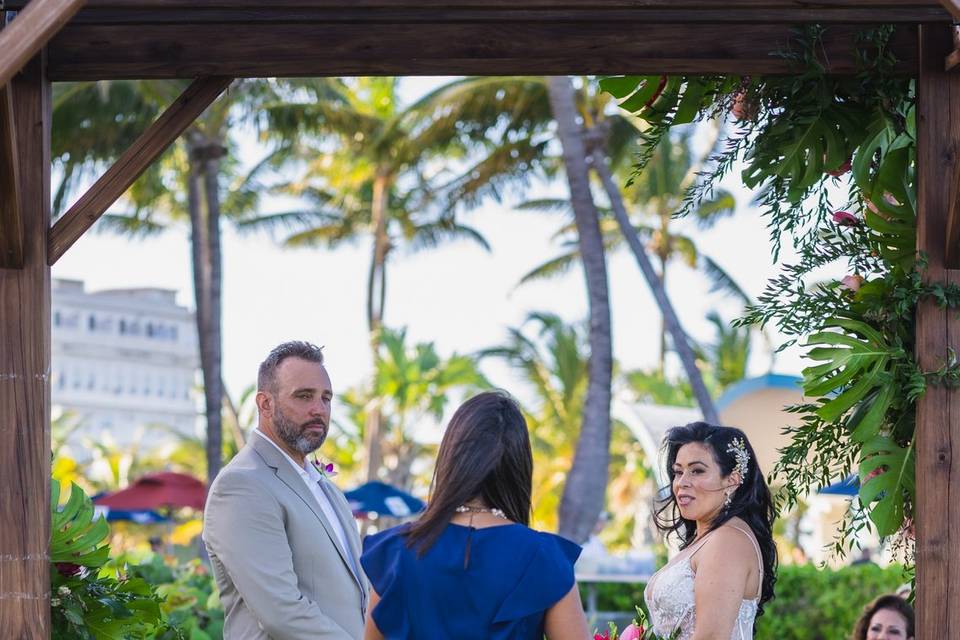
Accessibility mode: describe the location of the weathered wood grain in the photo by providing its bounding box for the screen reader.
[0,54,51,639]
[0,84,23,269]
[915,22,960,639]
[48,76,232,264]
[45,22,919,80]
[0,0,85,87]
[1,0,949,8]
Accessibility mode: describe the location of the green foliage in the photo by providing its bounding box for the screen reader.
[755,563,908,639]
[600,25,960,558]
[50,481,168,639]
[589,563,907,640]
[52,481,111,568]
[127,556,225,640]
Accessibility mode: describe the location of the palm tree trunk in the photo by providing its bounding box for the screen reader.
[658,243,668,372]
[186,138,211,476]
[202,144,225,485]
[591,149,720,424]
[547,76,613,544]
[364,172,390,482]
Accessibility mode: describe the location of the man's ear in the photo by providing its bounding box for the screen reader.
[255,390,273,415]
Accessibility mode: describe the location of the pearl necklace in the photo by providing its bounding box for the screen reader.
[455,504,507,520]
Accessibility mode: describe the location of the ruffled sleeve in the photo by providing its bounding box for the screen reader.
[360,526,411,638]
[492,532,581,623]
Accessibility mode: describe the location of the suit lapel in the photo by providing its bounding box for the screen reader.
[318,476,367,603]
[250,435,364,595]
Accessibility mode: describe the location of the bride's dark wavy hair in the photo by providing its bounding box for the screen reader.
[653,421,778,619]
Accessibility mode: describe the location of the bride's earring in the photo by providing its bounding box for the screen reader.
[723,491,733,509]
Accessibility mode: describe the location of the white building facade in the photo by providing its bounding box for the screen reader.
[52,278,200,447]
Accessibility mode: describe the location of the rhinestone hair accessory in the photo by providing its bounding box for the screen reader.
[726,436,750,482]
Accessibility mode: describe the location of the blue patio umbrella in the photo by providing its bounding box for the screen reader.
[91,493,173,524]
[818,474,859,496]
[344,481,425,518]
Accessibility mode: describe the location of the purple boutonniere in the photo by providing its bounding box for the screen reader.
[312,458,337,478]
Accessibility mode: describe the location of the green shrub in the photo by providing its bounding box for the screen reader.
[127,555,224,640]
[588,563,908,640]
[756,563,908,640]
[50,481,168,639]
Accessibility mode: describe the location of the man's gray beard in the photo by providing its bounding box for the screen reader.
[273,406,326,455]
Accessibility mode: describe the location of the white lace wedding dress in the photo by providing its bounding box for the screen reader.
[643,524,762,640]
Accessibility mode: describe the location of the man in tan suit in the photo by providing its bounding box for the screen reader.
[203,341,368,639]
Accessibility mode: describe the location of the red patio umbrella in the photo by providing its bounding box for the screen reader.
[94,471,207,511]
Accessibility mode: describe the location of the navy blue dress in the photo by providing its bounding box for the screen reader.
[360,522,581,639]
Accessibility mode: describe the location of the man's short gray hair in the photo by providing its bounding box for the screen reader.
[257,341,325,393]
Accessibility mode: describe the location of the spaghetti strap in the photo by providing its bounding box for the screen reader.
[727,524,763,599]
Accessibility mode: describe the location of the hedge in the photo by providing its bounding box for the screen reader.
[586,563,908,639]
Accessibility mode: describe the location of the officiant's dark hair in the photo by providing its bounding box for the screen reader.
[654,422,778,619]
[405,390,532,555]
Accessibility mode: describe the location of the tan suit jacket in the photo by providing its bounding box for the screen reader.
[203,435,368,639]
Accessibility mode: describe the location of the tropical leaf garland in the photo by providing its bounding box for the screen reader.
[600,25,960,553]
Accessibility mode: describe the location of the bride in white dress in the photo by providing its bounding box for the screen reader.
[643,422,777,640]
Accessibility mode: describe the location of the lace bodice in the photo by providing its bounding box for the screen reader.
[643,526,761,640]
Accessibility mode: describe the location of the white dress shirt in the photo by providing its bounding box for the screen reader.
[253,429,359,577]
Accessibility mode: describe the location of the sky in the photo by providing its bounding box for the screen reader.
[51,77,836,424]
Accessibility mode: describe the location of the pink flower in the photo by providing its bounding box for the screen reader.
[621,623,644,640]
[55,562,83,577]
[730,91,754,121]
[840,275,864,292]
[594,633,611,640]
[832,210,859,227]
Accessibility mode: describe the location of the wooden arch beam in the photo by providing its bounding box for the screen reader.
[0,84,23,269]
[0,0,86,88]
[47,76,232,265]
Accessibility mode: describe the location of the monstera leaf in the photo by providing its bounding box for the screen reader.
[744,106,862,203]
[802,318,897,432]
[858,435,915,537]
[51,480,110,567]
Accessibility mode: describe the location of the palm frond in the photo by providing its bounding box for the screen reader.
[702,255,753,307]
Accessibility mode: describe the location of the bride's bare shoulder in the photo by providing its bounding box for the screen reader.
[694,520,758,567]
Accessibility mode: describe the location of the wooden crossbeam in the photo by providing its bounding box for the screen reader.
[47,76,232,265]
[0,84,23,269]
[1,0,950,9]
[939,0,960,19]
[43,22,921,80]
[0,0,86,88]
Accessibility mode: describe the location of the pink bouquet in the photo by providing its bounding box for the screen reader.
[595,608,680,640]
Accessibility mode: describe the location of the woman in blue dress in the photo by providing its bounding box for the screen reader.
[360,390,590,640]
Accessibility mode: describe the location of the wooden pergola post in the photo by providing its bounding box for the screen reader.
[916,23,960,637]
[0,54,51,635]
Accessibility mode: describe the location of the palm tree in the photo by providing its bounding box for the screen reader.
[417,74,729,539]
[243,77,491,483]
[53,79,323,489]
[338,327,488,491]
[544,76,615,543]
[521,130,738,368]
[482,312,649,544]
